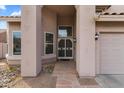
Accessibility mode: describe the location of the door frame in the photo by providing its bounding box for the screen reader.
[57,25,74,60]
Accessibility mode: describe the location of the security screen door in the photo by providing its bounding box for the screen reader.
[58,26,73,59]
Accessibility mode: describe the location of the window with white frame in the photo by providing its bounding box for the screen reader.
[44,32,54,54]
[13,31,21,55]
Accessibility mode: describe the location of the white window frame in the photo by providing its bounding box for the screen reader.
[44,32,54,55]
[12,31,21,56]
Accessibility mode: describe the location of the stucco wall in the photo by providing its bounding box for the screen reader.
[0,43,7,59]
[96,21,124,32]
[42,6,57,63]
[76,5,95,77]
[0,30,7,43]
[7,22,21,64]
[21,5,42,77]
[58,16,74,26]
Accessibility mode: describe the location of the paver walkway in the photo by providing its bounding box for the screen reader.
[0,60,100,88]
[52,61,100,88]
[52,61,80,88]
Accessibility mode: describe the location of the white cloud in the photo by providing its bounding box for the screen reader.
[10,10,21,16]
[0,5,6,10]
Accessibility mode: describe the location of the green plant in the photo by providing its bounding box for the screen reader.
[9,67,17,72]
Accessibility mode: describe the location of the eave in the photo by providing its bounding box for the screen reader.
[96,15,124,22]
[0,16,21,22]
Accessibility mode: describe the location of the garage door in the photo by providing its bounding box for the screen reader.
[100,33,124,74]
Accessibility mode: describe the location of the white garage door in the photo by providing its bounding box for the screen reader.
[100,33,124,74]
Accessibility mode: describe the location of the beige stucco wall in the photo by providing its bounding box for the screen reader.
[0,43,7,59]
[96,21,124,32]
[0,29,7,43]
[58,16,74,26]
[7,22,21,64]
[21,5,42,77]
[42,6,57,63]
[76,5,95,77]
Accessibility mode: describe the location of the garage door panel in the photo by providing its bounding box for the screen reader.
[100,33,124,74]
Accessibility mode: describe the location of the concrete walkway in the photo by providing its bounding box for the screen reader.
[96,75,124,88]
[52,61,100,88]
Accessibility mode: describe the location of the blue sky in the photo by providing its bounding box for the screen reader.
[0,5,21,29]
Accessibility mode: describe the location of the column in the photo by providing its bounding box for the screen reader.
[76,5,95,77]
[21,5,43,77]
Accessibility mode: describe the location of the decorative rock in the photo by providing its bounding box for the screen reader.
[0,61,20,88]
[42,63,55,73]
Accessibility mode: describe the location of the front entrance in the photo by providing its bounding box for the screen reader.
[58,38,73,59]
[57,26,73,60]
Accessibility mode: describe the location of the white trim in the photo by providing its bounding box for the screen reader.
[12,31,21,56]
[6,54,21,60]
[44,32,54,55]
[42,54,56,59]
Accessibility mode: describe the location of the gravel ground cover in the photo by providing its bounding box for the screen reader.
[0,60,56,88]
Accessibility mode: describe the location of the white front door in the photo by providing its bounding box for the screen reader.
[58,38,73,59]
